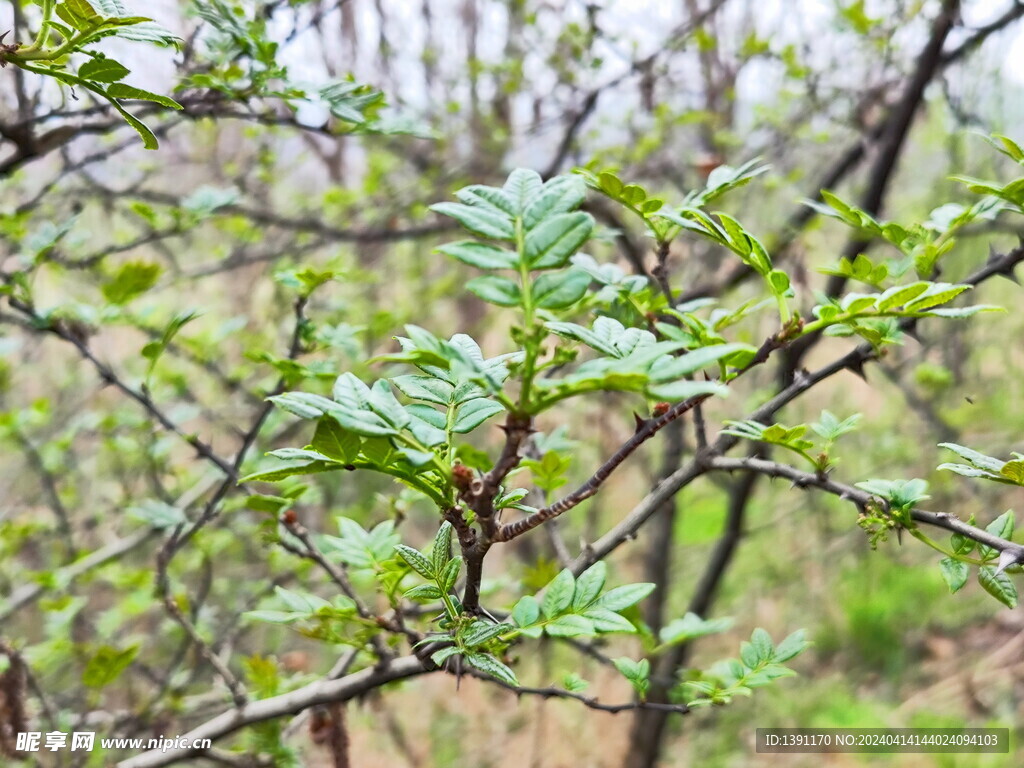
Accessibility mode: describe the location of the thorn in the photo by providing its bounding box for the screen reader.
[633,412,647,433]
[999,265,1021,284]
[846,358,869,381]
[995,548,1021,576]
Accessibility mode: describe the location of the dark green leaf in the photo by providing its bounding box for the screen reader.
[979,566,1018,608]
[939,557,969,594]
[79,57,130,82]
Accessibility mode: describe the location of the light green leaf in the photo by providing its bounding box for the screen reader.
[581,608,636,634]
[467,275,522,306]
[452,399,504,433]
[541,569,575,618]
[395,544,433,579]
[650,343,752,381]
[106,83,183,109]
[430,202,515,240]
[544,614,596,637]
[437,240,519,270]
[571,561,607,609]
[524,212,594,269]
[533,268,591,309]
[512,595,540,628]
[593,583,655,611]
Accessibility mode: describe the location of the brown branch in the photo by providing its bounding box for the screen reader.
[115,656,429,768]
[461,668,690,715]
[496,331,788,542]
[781,0,962,378]
[574,244,1024,571]
[279,516,394,661]
[707,455,1024,561]
[5,296,238,478]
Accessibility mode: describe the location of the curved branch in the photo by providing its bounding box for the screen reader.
[707,455,1024,561]
[115,656,429,768]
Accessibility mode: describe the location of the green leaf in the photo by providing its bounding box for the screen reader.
[101,260,161,304]
[571,561,607,609]
[455,185,516,217]
[440,558,461,593]
[79,57,130,82]
[467,275,522,307]
[392,375,453,406]
[544,614,596,637]
[395,544,433,579]
[659,612,734,645]
[56,0,101,29]
[649,343,753,380]
[97,90,160,149]
[749,628,774,664]
[437,240,519,270]
[105,83,183,110]
[310,417,360,462]
[452,399,504,433]
[767,269,790,295]
[646,379,729,402]
[979,511,1015,560]
[986,510,1015,541]
[562,673,589,692]
[979,566,1018,608]
[82,645,139,689]
[523,176,587,229]
[532,268,592,309]
[581,608,636,634]
[939,557,969,594]
[613,657,650,696]
[404,584,443,602]
[524,212,595,269]
[461,621,514,648]
[502,168,543,214]
[877,282,930,312]
[938,443,1006,473]
[431,646,462,666]
[464,652,519,686]
[431,521,453,575]
[240,460,340,483]
[771,629,810,662]
[268,392,337,420]
[512,595,540,628]
[430,202,515,240]
[541,569,575,618]
[951,531,975,556]
[593,583,655,611]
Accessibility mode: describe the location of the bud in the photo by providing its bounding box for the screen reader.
[451,463,474,492]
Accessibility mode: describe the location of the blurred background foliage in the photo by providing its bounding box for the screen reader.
[2,0,1024,766]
